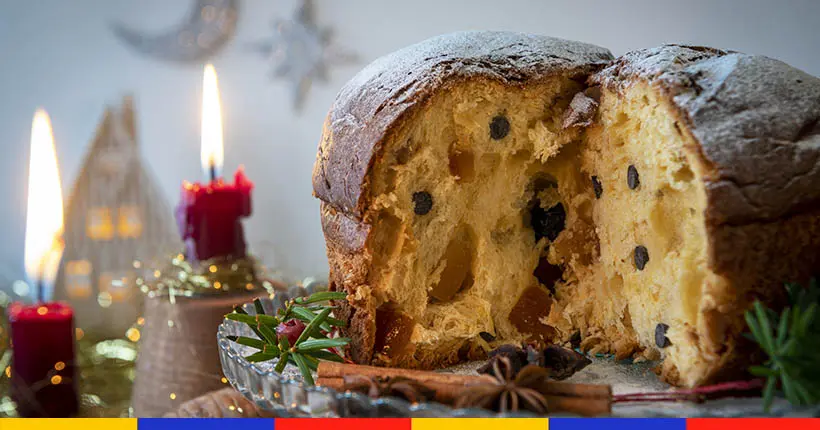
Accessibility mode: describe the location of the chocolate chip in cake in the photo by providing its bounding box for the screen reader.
[489,115,510,140]
[412,191,433,215]
[591,175,603,199]
[655,323,671,348]
[531,203,566,242]
[479,331,496,342]
[634,245,649,270]
[627,165,640,190]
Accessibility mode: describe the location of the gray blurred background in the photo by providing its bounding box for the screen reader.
[0,0,818,284]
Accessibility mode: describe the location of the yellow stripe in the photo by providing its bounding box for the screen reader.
[0,418,137,430]
[412,418,548,430]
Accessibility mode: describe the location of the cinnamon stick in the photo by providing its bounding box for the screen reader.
[317,376,610,416]
[317,361,495,385]
[317,376,466,404]
[319,362,609,398]
[534,380,612,399]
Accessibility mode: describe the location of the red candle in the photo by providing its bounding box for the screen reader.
[8,302,79,417]
[176,168,254,262]
[176,64,255,263]
[14,109,78,417]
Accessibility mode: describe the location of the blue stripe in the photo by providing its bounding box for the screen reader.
[550,418,687,430]
[138,418,274,430]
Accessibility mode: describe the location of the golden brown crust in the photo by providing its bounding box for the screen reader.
[320,202,376,363]
[692,208,820,385]
[313,31,612,218]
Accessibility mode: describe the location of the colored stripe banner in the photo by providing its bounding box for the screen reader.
[0,418,137,430]
[0,417,818,430]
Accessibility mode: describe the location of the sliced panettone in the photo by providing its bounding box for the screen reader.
[313,32,820,387]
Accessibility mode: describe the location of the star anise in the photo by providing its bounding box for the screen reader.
[456,356,550,414]
[342,375,436,403]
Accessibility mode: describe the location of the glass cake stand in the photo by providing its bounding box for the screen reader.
[218,297,818,418]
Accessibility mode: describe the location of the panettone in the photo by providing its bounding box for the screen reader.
[312,31,820,387]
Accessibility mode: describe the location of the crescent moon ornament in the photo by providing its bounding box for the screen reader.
[112,0,239,63]
[250,0,358,111]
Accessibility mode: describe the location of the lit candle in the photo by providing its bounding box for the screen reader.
[201,64,223,182]
[175,64,254,263]
[9,109,78,417]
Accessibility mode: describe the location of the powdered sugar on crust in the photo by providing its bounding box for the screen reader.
[313,31,612,216]
[594,44,820,225]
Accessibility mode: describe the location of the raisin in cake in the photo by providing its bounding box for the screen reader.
[312,31,820,387]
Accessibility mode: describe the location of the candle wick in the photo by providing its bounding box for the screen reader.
[37,278,44,304]
[36,257,46,304]
[209,163,218,182]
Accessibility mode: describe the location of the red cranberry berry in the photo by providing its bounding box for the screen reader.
[276,319,306,346]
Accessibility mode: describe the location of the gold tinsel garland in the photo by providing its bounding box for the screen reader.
[137,253,279,300]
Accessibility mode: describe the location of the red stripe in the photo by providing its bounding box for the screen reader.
[689,418,820,430]
[275,418,411,430]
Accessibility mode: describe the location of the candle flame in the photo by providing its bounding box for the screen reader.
[24,109,65,293]
[201,63,224,179]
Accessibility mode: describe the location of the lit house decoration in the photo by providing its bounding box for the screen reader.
[54,96,180,338]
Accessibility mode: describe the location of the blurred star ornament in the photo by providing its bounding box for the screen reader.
[251,0,358,110]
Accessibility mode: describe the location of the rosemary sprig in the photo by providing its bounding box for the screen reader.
[745,278,820,411]
[225,290,350,384]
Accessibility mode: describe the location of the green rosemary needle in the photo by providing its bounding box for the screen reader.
[745,278,820,411]
[226,335,265,350]
[253,298,266,316]
[293,291,347,305]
